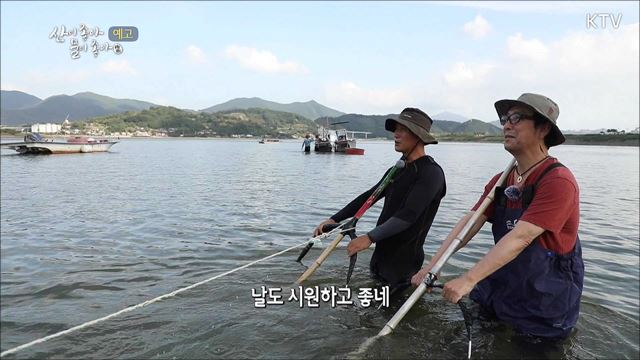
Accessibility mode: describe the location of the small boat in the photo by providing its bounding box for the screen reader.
[1,133,118,154]
[314,120,361,153]
[334,129,357,153]
[314,126,337,152]
[258,137,280,144]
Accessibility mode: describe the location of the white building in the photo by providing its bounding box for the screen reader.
[31,123,62,134]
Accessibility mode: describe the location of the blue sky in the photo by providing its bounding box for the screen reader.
[1,1,638,131]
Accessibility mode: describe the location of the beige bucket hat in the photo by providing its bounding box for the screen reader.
[495,93,565,147]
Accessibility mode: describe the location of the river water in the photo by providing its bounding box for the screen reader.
[1,138,638,359]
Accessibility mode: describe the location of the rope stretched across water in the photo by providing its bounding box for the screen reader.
[0,241,307,358]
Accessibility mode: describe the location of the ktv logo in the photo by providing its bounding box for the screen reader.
[586,13,623,29]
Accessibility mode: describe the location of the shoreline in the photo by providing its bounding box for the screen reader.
[2,134,638,147]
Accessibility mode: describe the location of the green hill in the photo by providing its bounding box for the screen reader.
[72,92,156,112]
[84,106,317,137]
[202,97,344,121]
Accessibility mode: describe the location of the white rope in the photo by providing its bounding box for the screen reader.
[0,241,307,357]
[307,224,345,245]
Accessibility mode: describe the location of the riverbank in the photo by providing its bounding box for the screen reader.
[3,133,638,146]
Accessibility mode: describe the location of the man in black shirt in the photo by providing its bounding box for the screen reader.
[313,107,446,292]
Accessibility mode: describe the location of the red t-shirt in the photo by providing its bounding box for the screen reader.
[471,157,580,255]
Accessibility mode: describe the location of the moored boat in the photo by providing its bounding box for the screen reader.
[334,129,357,153]
[314,126,337,152]
[1,133,118,154]
[258,137,280,144]
[314,120,365,153]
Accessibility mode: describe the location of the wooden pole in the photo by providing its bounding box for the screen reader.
[296,233,346,284]
[377,157,516,337]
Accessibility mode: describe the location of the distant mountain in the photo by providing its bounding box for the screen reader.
[1,90,42,110]
[315,114,501,139]
[452,119,502,135]
[71,92,156,112]
[432,111,469,123]
[0,91,156,126]
[490,120,502,128]
[202,97,344,121]
[432,120,461,134]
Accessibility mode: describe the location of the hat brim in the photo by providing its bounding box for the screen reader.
[385,118,438,145]
[494,99,565,147]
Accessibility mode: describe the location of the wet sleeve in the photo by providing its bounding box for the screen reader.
[367,216,411,243]
[330,168,391,222]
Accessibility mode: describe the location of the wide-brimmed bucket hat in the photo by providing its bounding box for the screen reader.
[494,93,565,147]
[385,107,438,145]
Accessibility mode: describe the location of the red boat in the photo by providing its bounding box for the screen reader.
[345,148,365,155]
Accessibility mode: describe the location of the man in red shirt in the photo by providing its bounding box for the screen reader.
[411,93,583,338]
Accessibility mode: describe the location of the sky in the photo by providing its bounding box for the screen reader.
[1,1,639,131]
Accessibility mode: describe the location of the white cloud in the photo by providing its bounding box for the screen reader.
[463,14,492,39]
[554,24,639,74]
[186,45,207,64]
[425,23,639,131]
[444,62,494,87]
[225,45,308,74]
[543,23,639,130]
[100,60,138,75]
[506,33,550,63]
[324,81,414,113]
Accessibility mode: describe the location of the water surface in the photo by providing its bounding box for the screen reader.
[1,139,638,359]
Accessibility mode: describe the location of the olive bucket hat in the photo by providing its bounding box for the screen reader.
[495,93,565,147]
[385,107,438,145]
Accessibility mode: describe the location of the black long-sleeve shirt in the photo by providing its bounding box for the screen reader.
[331,155,446,287]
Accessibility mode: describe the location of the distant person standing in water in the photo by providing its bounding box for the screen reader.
[302,134,312,153]
[412,93,583,339]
